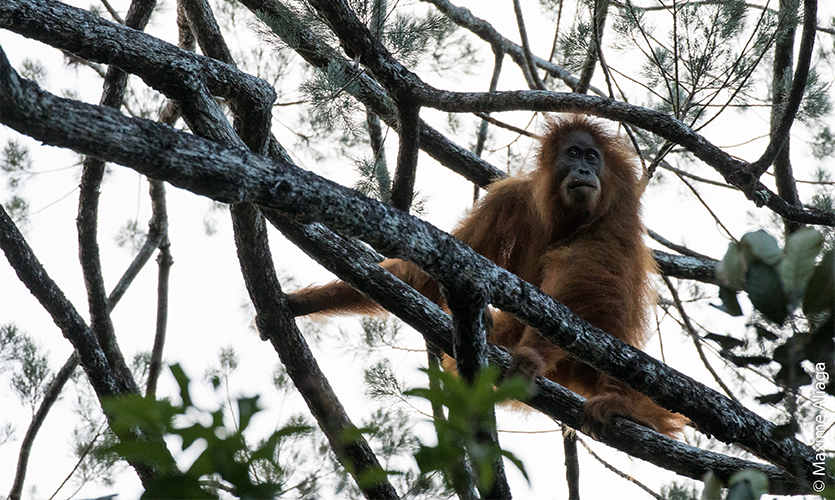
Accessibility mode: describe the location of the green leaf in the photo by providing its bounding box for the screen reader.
[703,333,744,350]
[176,422,213,450]
[237,395,261,431]
[714,286,743,316]
[779,228,823,303]
[741,229,782,266]
[716,241,747,290]
[755,391,785,405]
[501,449,529,483]
[141,475,215,499]
[407,364,529,492]
[803,249,835,315]
[169,363,192,408]
[701,471,723,500]
[726,469,769,500]
[721,352,771,367]
[745,262,789,325]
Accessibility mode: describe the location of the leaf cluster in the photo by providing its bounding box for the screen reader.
[1,139,33,190]
[714,229,834,400]
[701,469,769,500]
[405,364,532,493]
[0,323,51,412]
[102,364,312,499]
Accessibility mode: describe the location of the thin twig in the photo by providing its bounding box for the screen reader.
[676,173,736,241]
[9,355,79,500]
[473,112,537,139]
[577,435,665,500]
[512,0,546,90]
[46,421,108,500]
[662,276,739,402]
[647,229,712,260]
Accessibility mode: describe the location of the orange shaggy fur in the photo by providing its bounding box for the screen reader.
[287,114,687,438]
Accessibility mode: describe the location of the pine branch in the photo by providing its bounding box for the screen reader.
[421,0,606,95]
[8,354,79,500]
[243,0,503,186]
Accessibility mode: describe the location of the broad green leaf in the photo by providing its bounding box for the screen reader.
[741,229,782,266]
[745,262,789,325]
[779,228,823,302]
[703,332,744,350]
[726,470,769,500]
[755,392,785,405]
[141,476,214,500]
[701,471,723,500]
[715,286,743,316]
[169,363,193,408]
[176,422,213,450]
[803,249,835,315]
[716,241,747,290]
[237,395,261,431]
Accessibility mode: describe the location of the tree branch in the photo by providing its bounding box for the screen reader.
[445,278,511,498]
[652,250,717,284]
[511,0,546,90]
[235,208,401,500]
[769,0,803,235]
[575,0,609,94]
[145,183,172,397]
[751,0,817,175]
[239,0,504,187]
[563,426,580,500]
[421,0,605,95]
[390,104,420,211]
[8,354,79,500]
[0,202,163,485]
[76,0,155,397]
